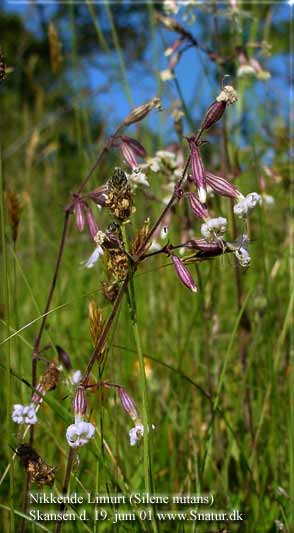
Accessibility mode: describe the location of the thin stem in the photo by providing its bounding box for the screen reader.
[137,155,191,257]
[0,152,15,532]
[20,121,125,531]
[120,225,157,532]
[55,448,76,533]
[82,278,128,386]
[55,280,128,533]
[136,127,203,258]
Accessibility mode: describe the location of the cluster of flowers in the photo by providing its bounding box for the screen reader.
[12,362,151,448]
[66,383,153,449]
[70,84,270,297]
[12,368,82,427]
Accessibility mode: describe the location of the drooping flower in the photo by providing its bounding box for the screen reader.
[201,217,227,242]
[128,169,150,188]
[234,247,251,268]
[129,424,155,446]
[233,192,261,218]
[12,403,37,425]
[66,421,95,448]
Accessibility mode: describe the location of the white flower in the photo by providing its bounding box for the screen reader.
[163,0,179,15]
[237,65,256,78]
[234,247,251,267]
[246,192,261,209]
[12,403,37,425]
[66,421,95,448]
[85,246,104,268]
[216,85,238,104]
[233,198,249,218]
[71,370,82,385]
[129,424,155,446]
[147,157,160,172]
[156,150,176,161]
[201,217,227,242]
[233,192,261,218]
[128,169,150,187]
[160,69,175,82]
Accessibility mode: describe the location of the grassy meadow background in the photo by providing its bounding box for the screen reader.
[0,1,293,532]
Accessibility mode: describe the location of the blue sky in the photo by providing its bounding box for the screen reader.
[3,1,291,152]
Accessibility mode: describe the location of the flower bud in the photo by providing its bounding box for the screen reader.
[73,386,87,418]
[186,193,209,219]
[75,201,86,232]
[206,171,243,199]
[171,255,197,293]
[201,100,226,131]
[124,97,161,126]
[118,387,139,422]
[56,344,72,371]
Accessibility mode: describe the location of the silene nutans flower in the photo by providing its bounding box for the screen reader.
[66,421,95,448]
[233,192,261,218]
[129,423,156,446]
[201,217,227,242]
[66,385,95,448]
[201,84,238,131]
[234,246,251,268]
[12,403,37,425]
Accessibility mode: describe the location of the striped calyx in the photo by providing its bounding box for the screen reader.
[171,255,197,293]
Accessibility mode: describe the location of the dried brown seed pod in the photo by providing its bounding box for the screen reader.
[16,445,56,486]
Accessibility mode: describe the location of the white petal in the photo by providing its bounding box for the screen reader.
[85,246,103,269]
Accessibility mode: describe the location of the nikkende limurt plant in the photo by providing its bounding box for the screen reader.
[12,85,261,525]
